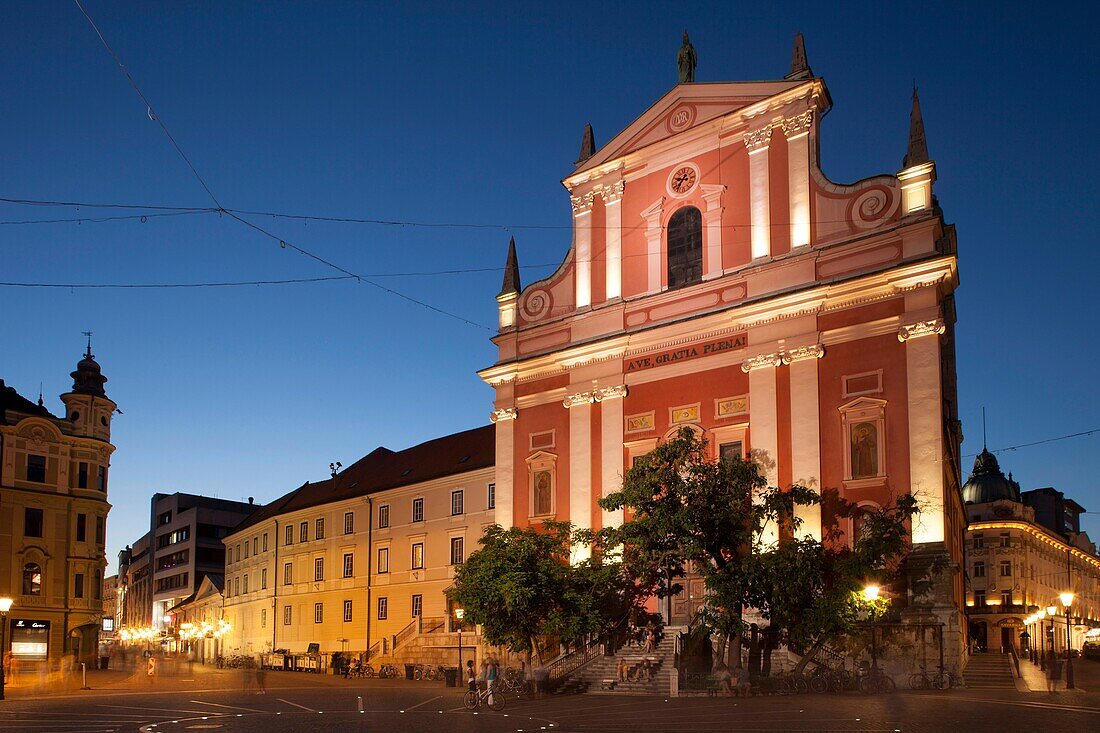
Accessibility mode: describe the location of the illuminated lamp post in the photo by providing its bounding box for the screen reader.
[454,607,465,674]
[864,584,881,667]
[1046,604,1058,675]
[0,597,13,700]
[1060,592,1075,689]
[1038,610,1047,671]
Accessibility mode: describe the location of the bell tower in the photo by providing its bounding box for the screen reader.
[60,333,116,443]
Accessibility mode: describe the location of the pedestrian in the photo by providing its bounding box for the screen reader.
[255,662,267,695]
[1046,651,1060,693]
[478,659,488,690]
[714,663,732,696]
[147,655,157,684]
[486,656,499,706]
[734,664,751,697]
[242,662,253,692]
[465,659,477,692]
[617,657,628,682]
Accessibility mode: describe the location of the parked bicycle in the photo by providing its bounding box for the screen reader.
[463,685,505,711]
[377,663,398,679]
[908,664,950,690]
[856,662,895,694]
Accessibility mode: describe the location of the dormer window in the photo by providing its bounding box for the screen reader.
[667,206,702,289]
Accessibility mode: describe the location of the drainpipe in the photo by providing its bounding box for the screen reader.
[272,519,278,652]
[366,498,373,661]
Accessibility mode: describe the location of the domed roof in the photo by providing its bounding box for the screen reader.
[962,448,1021,504]
[69,341,107,397]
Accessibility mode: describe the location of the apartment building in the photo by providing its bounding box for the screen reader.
[221,425,494,657]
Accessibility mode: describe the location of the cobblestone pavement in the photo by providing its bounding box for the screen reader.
[1,658,1098,732]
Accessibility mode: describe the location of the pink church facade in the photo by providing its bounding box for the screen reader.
[479,43,966,655]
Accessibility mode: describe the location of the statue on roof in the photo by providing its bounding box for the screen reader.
[677,31,697,84]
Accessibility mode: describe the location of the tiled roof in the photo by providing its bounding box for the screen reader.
[0,378,58,423]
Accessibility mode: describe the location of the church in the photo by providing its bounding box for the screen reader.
[479,34,967,658]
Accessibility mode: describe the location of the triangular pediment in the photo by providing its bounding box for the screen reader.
[571,81,805,177]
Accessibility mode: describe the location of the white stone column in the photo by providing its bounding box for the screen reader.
[782,345,824,540]
[640,198,665,294]
[899,319,947,545]
[571,191,595,309]
[700,184,726,279]
[601,182,625,300]
[599,385,627,530]
[782,111,813,249]
[490,407,517,529]
[745,127,773,260]
[743,353,781,548]
[565,390,594,563]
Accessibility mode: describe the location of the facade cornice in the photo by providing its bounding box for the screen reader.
[968,520,1100,571]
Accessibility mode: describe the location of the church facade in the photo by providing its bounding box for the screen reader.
[480,40,967,658]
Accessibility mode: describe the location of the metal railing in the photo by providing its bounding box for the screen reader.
[547,641,602,681]
[421,617,445,635]
[393,620,417,650]
[367,640,381,660]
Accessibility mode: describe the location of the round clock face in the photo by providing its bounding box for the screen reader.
[670,166,697,194]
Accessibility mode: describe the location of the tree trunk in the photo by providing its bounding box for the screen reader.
[791,636,826,675]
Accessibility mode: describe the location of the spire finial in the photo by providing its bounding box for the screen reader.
[499,236,521,297]
[576,122,595,165]
[677,31,697,84]
[903,85,930,168]
[982,406,987,451]
[38,382,44,408]
[82,331,93,359]
[785,32,812,80]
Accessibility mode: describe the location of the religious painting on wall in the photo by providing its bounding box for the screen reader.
[838,397,887,483]
[850,421,879,479]
[533,470,553,516]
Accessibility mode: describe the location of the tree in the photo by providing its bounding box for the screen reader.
[450,521,641,664]
[599,427,819,663]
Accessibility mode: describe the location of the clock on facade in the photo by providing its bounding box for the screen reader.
[669,165,697,195]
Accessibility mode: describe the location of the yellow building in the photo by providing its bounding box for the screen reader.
[0,344,116,666]
[220,426,494,662]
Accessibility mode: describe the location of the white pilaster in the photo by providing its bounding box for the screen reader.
[493,413,515,529]
[571,192,595,309]
[567,396,593,563]
[601,182,624,300]
[783,111,813,249]
[743,353,781,548]
[783,344,824,540]
[700,184,726,279]
[745,127,773,260]
[600,388,625,530]
[900,319,946,544]
[641,198,664,294]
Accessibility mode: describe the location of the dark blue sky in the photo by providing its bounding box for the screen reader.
[3,2,1098,567]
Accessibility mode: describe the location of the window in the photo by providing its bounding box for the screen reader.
[243,542,249,559]
[999,532,1010,548]
[719,442,744,464]
[235,544,241,563]
[1001,590,1013,607]
[283,606,292,625]
[314,602,323,624]
[343,600,353,623]
[315,518,325,540]
[378,505,390,528]
[96,466,107,492]
[74,573,85,599]
[158,510,172,526]
[973,562,985,578]
[377,597,388,620]
[234,577,240,596]
[412,498,424,523]
[283,562,293,585]
[261,609,267,628]
[263,533,269,552]
[94,573,102,600]
[487,483,496,510]
[999,560,1011,577]
[411,594,423,618]
[243,574,249,593]
[974,590,986,607]
[253,537,258,555]
[377,547,389,574]
[344,511,354,534]
[314,557,324,581]
[95,516,104,545]
[973,534,984,550]
[77,462,89,489]
[76,513,87,542]
[285,525,294,545]
[23,563,42,595]
[667,205,703,289]
[26,454,46,483]
[24,508,44,537]
[450,537,464,565]
[343,553,354,578]
[411,542,424,570]
[451,490,464,516]
[261,568,268,589]
[299,521,308,543]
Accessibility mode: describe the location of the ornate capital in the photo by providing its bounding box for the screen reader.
[597,384,628,401]
[490,407,518,423]
[781,110,814,138]
[563,390,598,408]
[570,191,596,215]
[741,352,783,372]
[780,344,825,364]
[599,181,625,205]
[744,126,773,153]
[897,319,946,342]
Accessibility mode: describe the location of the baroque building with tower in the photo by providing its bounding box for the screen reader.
[480,37,968,661]
[0,343,115,666]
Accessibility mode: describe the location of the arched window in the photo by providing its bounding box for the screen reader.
[23,562,42,595]
[667,206,703,289]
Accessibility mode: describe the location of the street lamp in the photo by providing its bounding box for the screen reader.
[863,584,881,667]
[1038,609,1047,671]
[454,607,465,676]
[0,597,13,701]
[1060,592,1075,690]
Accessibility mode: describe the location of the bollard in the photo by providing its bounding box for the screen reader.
[81,662,90,690]
[357,696,364,713]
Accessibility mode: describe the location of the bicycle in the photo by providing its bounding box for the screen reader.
[857,664,895,694]
[378,663,398,679]
[463,685,505,711]
[908,665,949,690]
[413,664,425,681]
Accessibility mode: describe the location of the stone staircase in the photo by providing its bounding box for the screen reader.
[556,636,676,695]
[963,652,1016,690]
